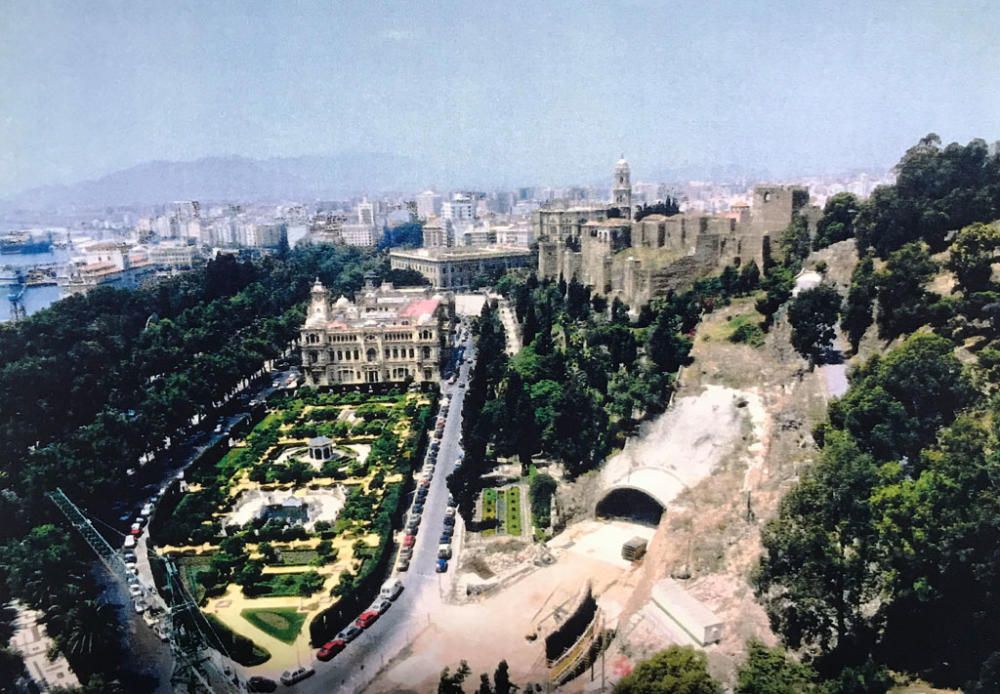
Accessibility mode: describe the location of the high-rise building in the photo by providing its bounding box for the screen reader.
[441,194,475,223]
[416,191,442,220]
[357,199,375,225]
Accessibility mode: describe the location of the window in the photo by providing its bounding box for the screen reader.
[366,348,377,362]
[422,346,431,359]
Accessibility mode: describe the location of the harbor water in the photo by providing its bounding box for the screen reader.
[0,248,69,322]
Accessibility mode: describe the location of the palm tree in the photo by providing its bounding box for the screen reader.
[59,599,122,670]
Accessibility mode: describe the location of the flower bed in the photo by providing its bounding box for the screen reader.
[506,486,523,537]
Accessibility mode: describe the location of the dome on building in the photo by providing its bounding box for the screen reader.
[335,295,351,308]
[615,155,630,173]
[311,278,327,294]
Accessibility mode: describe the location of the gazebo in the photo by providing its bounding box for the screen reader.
[307,436,334,461]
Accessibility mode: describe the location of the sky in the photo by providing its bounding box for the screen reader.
[1,0,1000,195]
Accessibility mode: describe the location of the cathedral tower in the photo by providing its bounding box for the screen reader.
[612,155,632,219]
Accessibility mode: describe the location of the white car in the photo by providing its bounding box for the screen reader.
[445,507,456,518]
[380,578,404,600]
[369,598,392,614]
[280,667,315,686]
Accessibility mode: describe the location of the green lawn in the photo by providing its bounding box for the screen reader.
[241,607,308,644]
[275,550,320,566]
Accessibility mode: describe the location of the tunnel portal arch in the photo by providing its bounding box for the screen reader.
[595,487,665,526]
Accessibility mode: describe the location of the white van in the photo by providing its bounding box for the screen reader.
[123,535,136,549]
[380,578,403,601]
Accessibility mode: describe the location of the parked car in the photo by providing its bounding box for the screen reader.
[316,638,346,661]
[403,534,416,548]
[355,610,379,629]
[436,558,449,573]
[396,557,411,572]
[336,625,363,643]
[279,667,315,685]
[443,515,455,526]
[129,584,143,598]
[439,533,452,545]
[438,545,452,560]
[399,547,413,560]
[247,675,278,692]
[129,524,143,536]
[381,578,404,600]
[369,598,392,614]
[445,507,456,518]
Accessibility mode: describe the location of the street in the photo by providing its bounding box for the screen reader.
[296,329,475,694]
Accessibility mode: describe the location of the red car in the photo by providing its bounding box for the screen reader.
[355,610,379,629]
[403,534,416,547]
[316,638,346,661]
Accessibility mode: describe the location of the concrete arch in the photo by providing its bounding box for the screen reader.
[596,466,688,526]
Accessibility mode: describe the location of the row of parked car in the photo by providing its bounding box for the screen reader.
[259,578,406,689]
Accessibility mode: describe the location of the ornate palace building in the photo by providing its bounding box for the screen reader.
[300,275,454,387]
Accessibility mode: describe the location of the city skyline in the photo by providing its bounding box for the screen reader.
[2,1,1000,198]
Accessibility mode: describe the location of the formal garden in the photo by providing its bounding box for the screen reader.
[150,386,435,672]
[479,485,525,538]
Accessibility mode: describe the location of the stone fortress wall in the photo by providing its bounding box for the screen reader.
[535,159,820,307]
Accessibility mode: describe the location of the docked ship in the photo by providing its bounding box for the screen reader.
[1,231,53,255]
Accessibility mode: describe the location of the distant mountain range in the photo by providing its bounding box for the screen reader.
[0,153,437,211]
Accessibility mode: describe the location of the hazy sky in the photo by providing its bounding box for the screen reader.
[2,0,999,195]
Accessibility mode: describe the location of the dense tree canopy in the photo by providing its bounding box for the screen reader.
[813,192,861,251]
[855,135,1000,258]
[787,285,842,364]
[614,646,722,694]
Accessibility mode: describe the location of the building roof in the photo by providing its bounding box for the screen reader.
[307,435,333,447]
[389,245,532,261]
[399,297,441,320]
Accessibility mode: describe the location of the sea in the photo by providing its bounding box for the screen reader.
[0,248,69,322]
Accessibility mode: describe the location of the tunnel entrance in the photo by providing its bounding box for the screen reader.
[595,487,665,526]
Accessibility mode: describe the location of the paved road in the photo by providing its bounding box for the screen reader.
[296,331,475,694]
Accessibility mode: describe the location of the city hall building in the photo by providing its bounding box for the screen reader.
[300,275,454,387]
